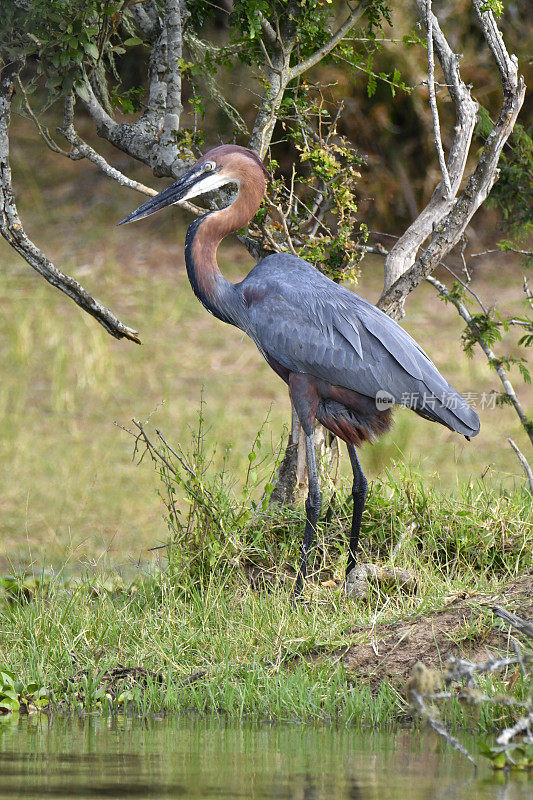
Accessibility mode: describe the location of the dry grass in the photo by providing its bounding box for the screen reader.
[1,113,531,567]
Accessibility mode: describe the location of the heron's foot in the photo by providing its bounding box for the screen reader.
[345,563,417,600]
[290,588,310,607]
[290,577,313,606]
[290,598,311,609]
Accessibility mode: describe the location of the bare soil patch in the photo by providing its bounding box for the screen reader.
[342,575,533,687]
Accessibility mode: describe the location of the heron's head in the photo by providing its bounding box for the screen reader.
[118,145,267,225]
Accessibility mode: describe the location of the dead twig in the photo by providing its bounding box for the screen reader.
[508,439,533,495]
[492,606,533,639]
[423,0,452,198]
[0,62,141,343]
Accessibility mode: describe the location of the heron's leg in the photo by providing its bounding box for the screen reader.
[294,430,322,596]
[346,443,368,578]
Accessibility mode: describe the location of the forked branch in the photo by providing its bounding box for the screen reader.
[379,1,525,318]
[0,62,140,343]
[249,1,369,157]
[289,2,369,79]
[80,0,188,177]
[57,96,204,217]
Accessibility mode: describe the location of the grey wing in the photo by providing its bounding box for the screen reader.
[242,257,479,437]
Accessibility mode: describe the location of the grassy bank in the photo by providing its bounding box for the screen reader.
[1,462,530,727]
[1,111,531,744]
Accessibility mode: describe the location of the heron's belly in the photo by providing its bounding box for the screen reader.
[261,349,392,445]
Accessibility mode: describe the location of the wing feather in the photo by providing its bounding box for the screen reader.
[240,255,479,437]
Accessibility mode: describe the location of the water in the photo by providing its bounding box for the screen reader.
[0,716,530,799]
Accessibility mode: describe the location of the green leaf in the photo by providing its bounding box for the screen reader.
[75,82,91,103]
[123,37,143,47]
[492,752,507,769]
[0,699,19,711]
[0,690,19,701]
[83,42,99,60]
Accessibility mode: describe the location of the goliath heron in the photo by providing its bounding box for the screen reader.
[120,145,480,594]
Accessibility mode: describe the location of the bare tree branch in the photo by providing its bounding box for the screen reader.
[257,11,278,47]
[59,96,157,196]
[423,0,452,197]
[57,95,205,216]
[127,0,161,42]
[496,715,533,747]
[409,689,477,765]
[17,77,71,157]
[382,0,479,306]
[289,2,368,80]
[426,275,532,445]
[0,61,140,344]
[508,439,533,495]
[158,0,184,171]
[492,606,533,639]
[249,46,294,158]
[78,77,163,171]
[471,247,533,258]
[79,1,188,177]
[379,2,525,318]
[408,610,532,766]
[471,0,520,90]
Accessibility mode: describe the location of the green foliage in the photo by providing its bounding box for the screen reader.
[488,124,533,241]
[0,443,530,723]
[142,413,533,588]
[0,668,48,716]
[462,312,504,357]
[334,20,412,99]
[229,0,333,64]
[109,84,145,114]
[0,572,59,604]
[479,0,504,16]
[358,464,532,577]
[0,405,531,724]
[458,303,532,386]
[249,90,368,283]
[0,1,134,101]
[150,405,290,591]
[479,740,533,770]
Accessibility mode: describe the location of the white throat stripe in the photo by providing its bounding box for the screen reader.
[180,173,235,202]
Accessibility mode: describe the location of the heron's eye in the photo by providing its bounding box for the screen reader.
[204,161,216,172]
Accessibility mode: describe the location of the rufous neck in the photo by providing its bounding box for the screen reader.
[184,176,264,326]
[199,175,265,247]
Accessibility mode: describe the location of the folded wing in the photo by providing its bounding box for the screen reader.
[241,255,480,438]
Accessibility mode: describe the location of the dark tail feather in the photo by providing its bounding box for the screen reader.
[414,388,480,438]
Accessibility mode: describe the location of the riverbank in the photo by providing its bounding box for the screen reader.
[1,470,530,729]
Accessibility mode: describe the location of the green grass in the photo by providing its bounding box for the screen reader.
[0,565,404,721]
[0,570,528,727]
[0,453,530,724]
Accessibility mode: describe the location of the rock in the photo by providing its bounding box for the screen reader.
[346,563,417,599]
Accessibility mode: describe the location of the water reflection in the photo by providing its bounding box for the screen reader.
[0,716,530,800]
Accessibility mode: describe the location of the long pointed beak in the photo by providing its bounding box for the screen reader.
[118,165,202,225]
